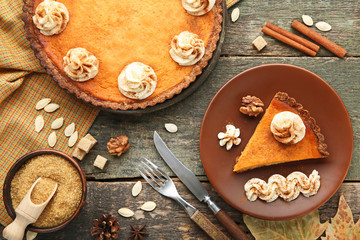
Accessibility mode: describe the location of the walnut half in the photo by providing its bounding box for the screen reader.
[239,95,264,117]
[107,135,130,156]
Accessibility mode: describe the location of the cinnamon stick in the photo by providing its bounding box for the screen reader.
[265,22,320,52]
[292,20,347,58]
[262,26,317,56]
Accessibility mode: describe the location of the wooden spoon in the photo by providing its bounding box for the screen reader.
[3,177,58,240]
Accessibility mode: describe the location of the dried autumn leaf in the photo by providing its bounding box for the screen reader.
[243,209,328,240]
[322,194,360,240]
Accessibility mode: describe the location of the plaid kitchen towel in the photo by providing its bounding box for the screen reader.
[226,0,241,8]
[0,0,99,225]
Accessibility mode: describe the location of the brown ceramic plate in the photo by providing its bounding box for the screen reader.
[199,64,353,220]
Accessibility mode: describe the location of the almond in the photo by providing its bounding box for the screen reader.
[35,115,44,133]
[68,131,78,147]
[48,131,57,147]
[44,103,60,113]
[51,117,64,130]
[35,98,51,110]
[64,123,75,137]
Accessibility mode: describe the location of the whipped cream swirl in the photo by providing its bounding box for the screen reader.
[33,0,69,36]
[169,31,205,66]
[270,111,306,144]
[118,62,157,100]
[218,124,241,150]
[182,0,216,16]
[245,170,320,202]
[63,48,99,82]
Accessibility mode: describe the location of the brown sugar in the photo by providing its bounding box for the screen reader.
[30,177,57,205]
[11,154,82,228]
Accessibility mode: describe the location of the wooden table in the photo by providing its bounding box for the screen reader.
[3,0,360,239]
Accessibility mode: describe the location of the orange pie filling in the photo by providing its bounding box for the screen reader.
[32,0,222,108]
[234,92,329,173]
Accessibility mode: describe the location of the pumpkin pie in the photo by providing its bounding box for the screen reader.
[22,0,223,110]
[233,92,329,173]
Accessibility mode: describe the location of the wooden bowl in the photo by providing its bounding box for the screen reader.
[3,149,87,233]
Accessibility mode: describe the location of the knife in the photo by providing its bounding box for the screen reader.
[137,158,230,240]
[154,131,249,240]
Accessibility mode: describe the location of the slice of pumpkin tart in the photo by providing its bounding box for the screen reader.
[233,92,329,173]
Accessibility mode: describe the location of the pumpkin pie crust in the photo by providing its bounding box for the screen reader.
[233,92,329,173]
[22,0,223,110]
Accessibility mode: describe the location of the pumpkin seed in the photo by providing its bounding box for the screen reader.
[48,131,57,147]
[315,21,331,32]
[64,123,75,137]
[165,123,178,133]
[132,181,142,197]
[302,15,313,26]
[35,98,51,110]
[118,208,134,217]
[68,131,78,147]
[231,7,240,23]
[51,117,64,129]
[26,231,38,240]
[44,103,60,113]
[35,115,44,133]
[139,201,156,211]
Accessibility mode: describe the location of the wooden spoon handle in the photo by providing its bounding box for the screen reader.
[215,210,250,240]
[191,210,230,240]
[2,214,33,240]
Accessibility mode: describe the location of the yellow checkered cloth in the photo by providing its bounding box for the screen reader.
[226,0,241,8]
[0,0,99,225]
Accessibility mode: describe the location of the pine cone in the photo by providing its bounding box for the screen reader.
[90,214,121,240]
[107,135,130,156]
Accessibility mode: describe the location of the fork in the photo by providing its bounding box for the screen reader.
[137,158,229,240]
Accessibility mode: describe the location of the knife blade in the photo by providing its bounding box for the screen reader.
[154,131,249,240]
[154,132,208,202]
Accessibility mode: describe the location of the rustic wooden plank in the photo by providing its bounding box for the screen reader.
[224,0,360,56]
[2,181,357,240]
[81,57,359,180]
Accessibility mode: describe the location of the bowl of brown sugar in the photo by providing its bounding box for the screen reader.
[3,149,87,233]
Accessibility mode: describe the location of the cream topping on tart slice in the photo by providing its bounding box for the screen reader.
[118,62,157,100]
[182,0,216,16]
[33,0,69,36]
[233,92,329,173]
[271,111,306,144]
[244,170,320,202]
[63,48,99,82]
[169,31,205,66]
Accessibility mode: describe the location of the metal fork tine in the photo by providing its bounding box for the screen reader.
[141,159,165,184]
[143,157,160,170]
[136,167,159,191]
[142,158,168,181]
[139,162,163,186]
[154,167,170,181]
[138,158,229,240]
